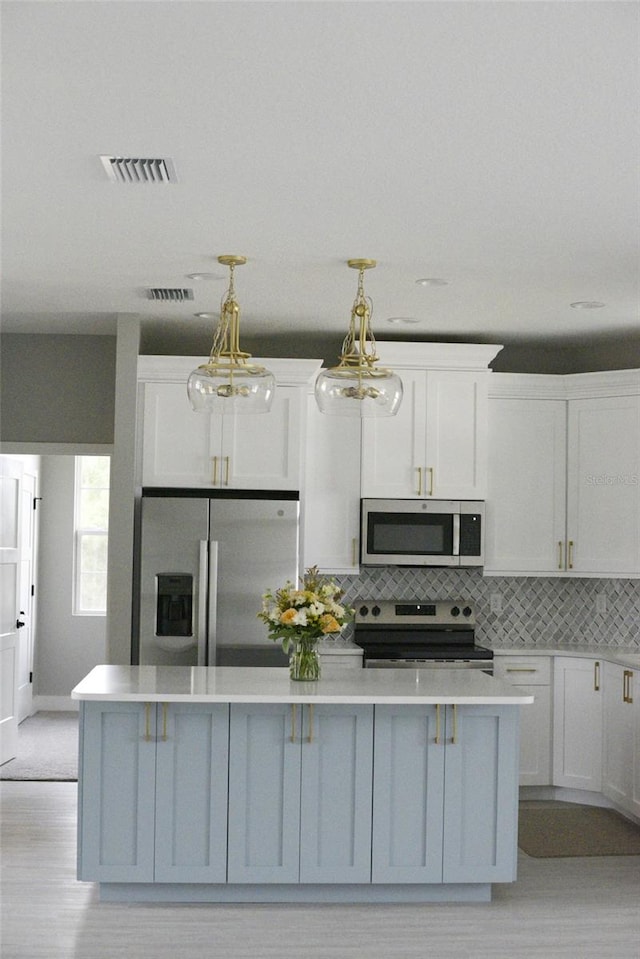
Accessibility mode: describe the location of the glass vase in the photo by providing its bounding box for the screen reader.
[289,638,321,681]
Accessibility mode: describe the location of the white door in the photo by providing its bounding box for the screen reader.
[0,457,22,765]
[17,466,38,721]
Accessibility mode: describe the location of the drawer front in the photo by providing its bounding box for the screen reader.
[494,656,551,685]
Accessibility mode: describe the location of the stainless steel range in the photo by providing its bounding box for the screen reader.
[353,600,493,673]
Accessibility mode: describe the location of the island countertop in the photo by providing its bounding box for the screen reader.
[71,664,534,705]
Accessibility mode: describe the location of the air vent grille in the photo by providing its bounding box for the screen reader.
[100,156,177,183]
[147,288,194,302]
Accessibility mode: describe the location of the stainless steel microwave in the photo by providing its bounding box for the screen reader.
[360,499,484,567]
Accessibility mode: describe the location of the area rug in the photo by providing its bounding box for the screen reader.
[0,711,78,781]
[518,801,640,857]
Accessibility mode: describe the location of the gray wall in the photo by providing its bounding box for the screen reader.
[35,455,106,697]
[0,334,116,444]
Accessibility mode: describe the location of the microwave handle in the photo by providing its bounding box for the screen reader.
[452,514,460,556]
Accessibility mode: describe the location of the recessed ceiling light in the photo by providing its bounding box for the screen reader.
[415,278,448,286]
[186,272,222,281]
[570,301,606,309]
[194,312,218,319]
[386,316,421,325]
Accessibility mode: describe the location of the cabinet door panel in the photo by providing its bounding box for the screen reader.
[567,396,640,573]
[78,702,156,882]
[442,705,519,883]
[361,372,425,498]
[154,703,229,882]
[299,704,373,883]
[303,397,361,572]
[553,657,602,790]
[227,703,301,883]
[142,383,214,487]
[223,387,301,490]
[426,371,487,499]
[372,704,445,883]
[485,399,566,572]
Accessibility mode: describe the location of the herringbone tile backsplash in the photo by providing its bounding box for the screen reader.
[335,569,640,650]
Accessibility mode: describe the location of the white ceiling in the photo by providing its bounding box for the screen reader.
[2,1,639,362]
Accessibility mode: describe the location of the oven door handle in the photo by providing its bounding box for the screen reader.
[452,514,460,556]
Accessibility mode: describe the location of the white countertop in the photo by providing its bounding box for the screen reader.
[491,646,640,669]
[71,665,534,705]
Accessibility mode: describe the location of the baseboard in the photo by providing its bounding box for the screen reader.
[32,695,79,713]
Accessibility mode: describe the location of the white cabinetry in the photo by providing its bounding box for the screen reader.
[567,396,640,574]
[138,357,320,491]
[360,344,501,500]
[602,661,640,819]
[486,372,640,577]
[494,656,552,786]
[553,656,603,791]
[302,395,361,572]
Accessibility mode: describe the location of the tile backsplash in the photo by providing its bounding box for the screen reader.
[334,568,640,650]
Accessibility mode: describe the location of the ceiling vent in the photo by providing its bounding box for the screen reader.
[100,156,177,183]
[147,288,194,302]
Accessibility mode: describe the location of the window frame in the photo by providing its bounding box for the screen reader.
[73,455,110,616]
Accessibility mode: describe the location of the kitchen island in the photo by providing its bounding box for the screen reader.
[72,666,533,903]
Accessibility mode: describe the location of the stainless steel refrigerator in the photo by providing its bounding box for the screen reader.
[133,490,299,666]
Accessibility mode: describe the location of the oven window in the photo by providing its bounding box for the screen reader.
[368,512,453,555]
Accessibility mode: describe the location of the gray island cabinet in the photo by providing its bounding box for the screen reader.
[72,666,532,903]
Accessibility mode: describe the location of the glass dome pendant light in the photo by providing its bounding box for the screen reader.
[314,259,403,417]
[187,255,275,414]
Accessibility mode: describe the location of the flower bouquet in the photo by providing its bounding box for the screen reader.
[258,566,353,680]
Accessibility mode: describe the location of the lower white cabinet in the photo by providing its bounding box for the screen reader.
[78,701,229,883]
[227,702,373,884]
[553,657,603,791]
[372,704,519,884]
[602,662,640,819]
[493,656,552,786]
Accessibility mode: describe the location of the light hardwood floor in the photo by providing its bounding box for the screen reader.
[1,782,639,959]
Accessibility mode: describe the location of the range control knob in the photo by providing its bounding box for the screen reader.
[450,605,460,617]
[463,606,472,618]
[359,605,369,617]
[372,605,381,617]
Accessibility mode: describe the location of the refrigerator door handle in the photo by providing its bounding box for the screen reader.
[207,540,219,666]
[197,541,209,666]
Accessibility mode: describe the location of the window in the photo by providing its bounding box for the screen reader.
[74,456,110,615]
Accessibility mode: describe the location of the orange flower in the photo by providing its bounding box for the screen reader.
[280,608,299,625]
[320,614,340,634]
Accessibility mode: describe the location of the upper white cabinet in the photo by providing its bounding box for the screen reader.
[485,371,640,577]
[138,357,321,490]
[360,344,502,500]
[567,395,640,574]
[302,395,361,573]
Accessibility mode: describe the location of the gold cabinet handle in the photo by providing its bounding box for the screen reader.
[628,671,634,705]
[568,540,574,569]
[224,456,230,486]
[426,466,434,496]
[623,670,634,704]
[435,703,442,745]
[594,661,600,692]
[144,703,151,742]
[558,541,564,570]
[415,467,423,496]
[162,702,168,741]
[506,667,538,673]
[451,704,458,744]
[212,456,218,485]
[290,703,297,743]
[307,704,314,744]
